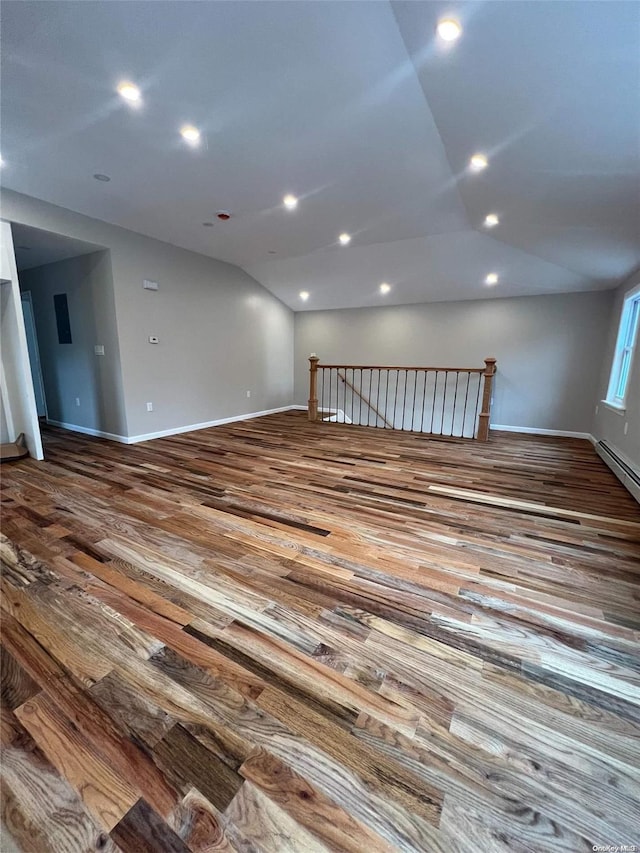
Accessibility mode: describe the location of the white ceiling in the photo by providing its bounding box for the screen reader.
[1,1,639,310]
[12,223,105,272]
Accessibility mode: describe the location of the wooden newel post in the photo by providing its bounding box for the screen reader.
[308,354,320,421]
[477,357,497,442]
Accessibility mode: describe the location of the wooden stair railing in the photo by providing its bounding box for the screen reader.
[308,355,497,441]
[477,357,497,442]
[337,369,394,428]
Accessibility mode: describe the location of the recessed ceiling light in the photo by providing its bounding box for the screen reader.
[485,273,499,285]
[117,81,141,103]
[93,173,111,182]
[469,153,488,172]
[339,233,351,246]
[483,213,499,228]
[437,18,462,42]
[299,291,309,301]
[379,283,391,294]
[283,194,298,210]
[268,250,277,254]
[216,211,231,221]
[180,125,201,144]
[203,221,214,227]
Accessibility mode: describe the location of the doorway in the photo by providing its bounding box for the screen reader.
[13,222,109,438]
[20,291,47,419]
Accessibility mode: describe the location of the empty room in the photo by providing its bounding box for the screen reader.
[0,1,639,851]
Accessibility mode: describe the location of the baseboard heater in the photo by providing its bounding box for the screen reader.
[595,440,640,504]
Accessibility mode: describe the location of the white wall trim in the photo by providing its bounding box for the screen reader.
[490,424,593,440]
[48,405,299,445]
[47,411,600,447]
[46,419,130,444]
[126,405,296,443]
[1,220,44,459]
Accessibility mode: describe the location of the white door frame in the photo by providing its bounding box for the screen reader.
[0,220,44,459]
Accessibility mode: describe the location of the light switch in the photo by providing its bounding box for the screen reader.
[143,280,158,291]
[94,345,105,356]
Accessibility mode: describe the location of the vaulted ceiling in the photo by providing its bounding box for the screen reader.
[2,1,639,309]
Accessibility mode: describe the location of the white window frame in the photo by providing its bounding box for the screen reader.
[605,282,640,411]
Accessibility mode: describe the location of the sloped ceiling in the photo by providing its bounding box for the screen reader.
[1,1,638,309]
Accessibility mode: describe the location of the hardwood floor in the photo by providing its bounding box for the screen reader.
[1,411,639,852]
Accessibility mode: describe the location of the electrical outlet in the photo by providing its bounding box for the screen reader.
[75,397,80,407]
[94,344,105,356]
[146,402,153,412]
[246,390,251,398]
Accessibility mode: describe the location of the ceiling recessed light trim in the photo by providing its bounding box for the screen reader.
[485,273,499,286]
[338,233,351,246]
[93,173,111,182]
[469,153,488,172]
[299,291,309,301]
[483,213,499,228]
[283,194,298,210]
[180,125,201,144]
[203,221,214,227]
[437,18,462,42]
[117,81,141,103]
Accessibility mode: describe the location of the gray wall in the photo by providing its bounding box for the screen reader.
[3,190,294,439]
[112,235,293,437]
[19,251,125,435]
[295,290,614,434]
[592,272,640,470]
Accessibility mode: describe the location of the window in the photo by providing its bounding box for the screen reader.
[606,283,640,409]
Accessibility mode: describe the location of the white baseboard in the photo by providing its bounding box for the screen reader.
[490,424,593,440]
[126,405,297,444]
[46,406,299,445]
[46,420,130,444]
[46,412,597,448]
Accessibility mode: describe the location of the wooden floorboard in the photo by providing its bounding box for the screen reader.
[1,411,639,852]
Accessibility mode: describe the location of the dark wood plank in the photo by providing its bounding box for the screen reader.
[152,724,243,813]
[110,799,191,853]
